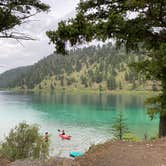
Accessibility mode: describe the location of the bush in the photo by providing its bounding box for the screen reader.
[123,133,141,141]
[150,133,159,140]
[0,122,49,161]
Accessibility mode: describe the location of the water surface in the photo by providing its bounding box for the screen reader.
[0,91,159,157]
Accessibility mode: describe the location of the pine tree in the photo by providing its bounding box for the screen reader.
[112,113,129,140]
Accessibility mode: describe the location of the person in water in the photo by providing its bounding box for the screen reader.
[44,132,49,142]
[62,130,65,135]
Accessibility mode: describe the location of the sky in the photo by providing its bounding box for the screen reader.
[0,0,79,73]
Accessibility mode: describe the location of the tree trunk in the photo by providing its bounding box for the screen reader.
[159,115,166,137]
[159,73,166,137]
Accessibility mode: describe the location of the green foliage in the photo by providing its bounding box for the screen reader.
[99,84,104,92]
[0,122,49,161]
[107,77,117,90]
[152,83,158,91]
[47,0,165,55]
[145,95,166,120]
[112,114,140,141]
[80,75,88,88]
[0,0,49,40]
[123,133,141,142]
[112,113,129,140]
[50,83,54,90]
[150,133,159,140]
[0,66,31,88]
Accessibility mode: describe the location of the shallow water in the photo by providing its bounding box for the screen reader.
[0,91,159,157]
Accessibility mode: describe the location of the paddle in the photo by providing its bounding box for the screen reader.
[58,129,65,133]
[58,129,72,139]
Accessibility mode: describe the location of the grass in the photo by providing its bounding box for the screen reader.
[2,87,160,96]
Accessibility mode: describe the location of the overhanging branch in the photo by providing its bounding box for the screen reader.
[0,33,35,40]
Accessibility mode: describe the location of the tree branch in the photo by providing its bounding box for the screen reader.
[0,32,35,40]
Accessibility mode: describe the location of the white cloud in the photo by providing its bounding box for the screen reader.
[0,0,79,73]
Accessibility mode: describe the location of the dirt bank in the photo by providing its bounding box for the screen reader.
[0,157,10,166]
[75,138,166,166]
[1,138,166,166]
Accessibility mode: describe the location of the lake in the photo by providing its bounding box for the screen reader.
[0,91,159,157]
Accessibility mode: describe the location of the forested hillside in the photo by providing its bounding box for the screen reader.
[0,44,158,91]
[0,66,31,89]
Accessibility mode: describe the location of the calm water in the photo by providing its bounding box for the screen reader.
[0,91,159,157]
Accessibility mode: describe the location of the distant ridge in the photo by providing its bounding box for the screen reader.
[0,66,31,88]
[0,44,158,91]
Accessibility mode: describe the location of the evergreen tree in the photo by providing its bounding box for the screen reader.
[119,82,122,90]
[112,113,129,140]
[152,82,158,91]
[99,84,103,92]
[50,83,54,90]
[38,84,42,89]
[107,77,116,90]
[60,75,64,87]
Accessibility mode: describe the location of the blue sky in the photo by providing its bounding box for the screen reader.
[0,0,79,73]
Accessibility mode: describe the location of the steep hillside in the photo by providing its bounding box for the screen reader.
[0,66,31,89]
[0,44,158,91]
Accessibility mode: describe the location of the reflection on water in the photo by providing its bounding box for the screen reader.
[0,91,159,157]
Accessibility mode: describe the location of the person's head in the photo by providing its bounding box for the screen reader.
[45,132,48,135]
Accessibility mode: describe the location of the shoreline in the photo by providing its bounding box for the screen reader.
[0,88,160,96]
[3,138,166,166]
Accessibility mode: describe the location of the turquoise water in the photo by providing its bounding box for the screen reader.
[0,91,159,157]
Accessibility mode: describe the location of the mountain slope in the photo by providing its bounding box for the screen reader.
[0,66,31,88]
[0,44,157,91]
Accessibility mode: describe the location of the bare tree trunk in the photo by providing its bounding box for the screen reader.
[159,115,166,137]
[159,76,166,137]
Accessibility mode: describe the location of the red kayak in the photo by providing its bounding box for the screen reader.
[59,134,71,140]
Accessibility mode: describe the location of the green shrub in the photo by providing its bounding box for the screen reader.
[123,133,141,141]
[150,133,159,140]
[0,122,49,161]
